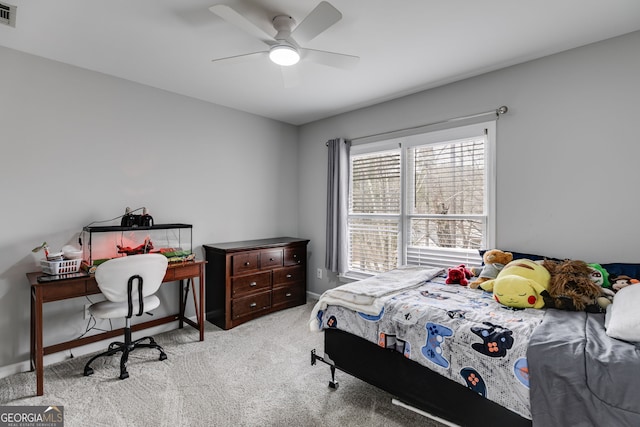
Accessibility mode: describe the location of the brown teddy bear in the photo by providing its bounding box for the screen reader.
[469,249,513,289]
[542,259,609,312]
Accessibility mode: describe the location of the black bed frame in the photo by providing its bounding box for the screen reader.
[313,328,532,427]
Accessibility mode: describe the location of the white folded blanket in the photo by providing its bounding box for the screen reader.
[309,266,443,331]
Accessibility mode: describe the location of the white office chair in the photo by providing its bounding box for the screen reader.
[83,254,169,379]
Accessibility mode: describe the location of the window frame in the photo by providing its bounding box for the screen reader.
[345,121,496,278]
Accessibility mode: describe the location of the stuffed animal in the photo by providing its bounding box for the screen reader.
[542,259,612,312]
[610,275,640,292]
[587,263,610,288]
[587,263,615,307]
[445,264,472,286]
[480,259,551,309]
[459,264,473,279]
[469,249,513,289]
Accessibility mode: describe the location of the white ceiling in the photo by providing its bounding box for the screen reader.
[2,1,640,125]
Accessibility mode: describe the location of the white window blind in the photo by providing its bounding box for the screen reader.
[348,149,401,274]
[406,136,486,268]
[346,122,495,276]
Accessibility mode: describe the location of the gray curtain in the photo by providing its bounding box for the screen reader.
[325,138,350,274]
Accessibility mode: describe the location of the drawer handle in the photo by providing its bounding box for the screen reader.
[286,274,292,279]
[250,302,257,308]
[285,293,292,297]
[270,258,274,261]
[293,254,297,258]
[244,262,250,266]
[250,282,257,287]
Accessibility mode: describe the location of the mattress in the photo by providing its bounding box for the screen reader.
[528,309,640,427]
[311,268,545,419]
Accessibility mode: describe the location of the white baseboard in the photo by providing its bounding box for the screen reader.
[0,361,28,380]
[306,291,321,301]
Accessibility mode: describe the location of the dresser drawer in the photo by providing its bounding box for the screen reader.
[272,283,305,307]
[232,252,259,275]
[273,265,304,285]
[232,292,271,319]
[284,246,306,266]
[232,271,271,297]
[261,249,283,269]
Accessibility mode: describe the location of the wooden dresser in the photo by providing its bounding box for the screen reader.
[204,237,309,330]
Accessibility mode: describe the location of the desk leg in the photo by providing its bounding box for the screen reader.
[182,277,204,341]
[31,287,44,396]
[179,279,185,329]
[198,269,204,342]
[175,265,205,341]
[191,279,199,328]
[30,289,34,371]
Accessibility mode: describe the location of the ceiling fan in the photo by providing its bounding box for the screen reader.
[209,1,359,86]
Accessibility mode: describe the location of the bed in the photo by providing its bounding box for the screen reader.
[309,261,640,427]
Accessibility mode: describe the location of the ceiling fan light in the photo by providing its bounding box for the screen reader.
[269,45,300,66]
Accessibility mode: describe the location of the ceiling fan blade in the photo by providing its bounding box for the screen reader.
[209,4,275,44]
[211,51,268,65]
[280,66,300,88]
[291,1,342,44]
[301,48,359,69]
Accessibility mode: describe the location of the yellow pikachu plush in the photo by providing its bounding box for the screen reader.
[480,259,551,309]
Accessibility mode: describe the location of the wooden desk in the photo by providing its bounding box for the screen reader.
[27,260,206,396]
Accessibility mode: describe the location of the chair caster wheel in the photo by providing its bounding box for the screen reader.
[119,372,129,380]
[84,367,94,376]
[329,381,339,389]
[159,352,167,361]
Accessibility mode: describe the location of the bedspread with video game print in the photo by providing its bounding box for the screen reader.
[316,273,545,419]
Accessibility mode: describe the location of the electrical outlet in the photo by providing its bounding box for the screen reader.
[84,304,91,319]
[316,268,323,279]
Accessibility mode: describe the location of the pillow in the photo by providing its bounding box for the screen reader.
[600,263,640,281]
[478,249,563,265]
[605,284,640,342]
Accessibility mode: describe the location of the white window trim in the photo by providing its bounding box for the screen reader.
[344,120,496,278]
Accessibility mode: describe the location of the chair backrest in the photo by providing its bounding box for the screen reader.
[94,254,168,303]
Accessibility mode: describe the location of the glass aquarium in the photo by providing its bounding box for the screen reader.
[81,223,193,268]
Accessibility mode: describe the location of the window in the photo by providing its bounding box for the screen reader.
[349,148,401,273]
[347,122,495,276]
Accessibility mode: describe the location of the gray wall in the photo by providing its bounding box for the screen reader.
[299,31,640,296]
[2,30,639,377]
[0,46,300,375]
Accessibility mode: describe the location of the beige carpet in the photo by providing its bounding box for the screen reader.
[0,301,445,427]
